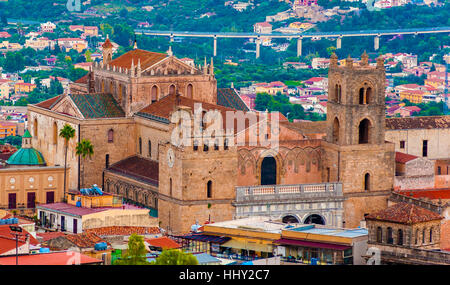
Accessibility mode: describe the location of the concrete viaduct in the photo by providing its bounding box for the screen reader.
[135,27,450,59]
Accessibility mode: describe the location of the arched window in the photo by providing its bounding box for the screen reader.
[332,117,340,143]
[139,137,142,155]
[169,178,172,196]
[193,140,198,151]
[415,229,419,244]
[338,85,341,103]
[366,87,372,104]
[358,119,371,144]
[334,84,339,102]
[214,140,219,151]
[203,141,209,152]
[387,227,393,244]
[107,129,114,143]
[429,227,433,243]
[437,166,441,175]
[34,118,38,137]
[359,88,365,104]
[224,138,229,150]
[148,140,152,158]
[207,180,212,198]
[151,85,158,102]
[53,122,58,145]
[187,84,193,98]
[422,228,426,244]
[105,154,109,168]
[364,173,370,191]
[398,229,403,245]
[169,84,176,96]
[377,227,382,243]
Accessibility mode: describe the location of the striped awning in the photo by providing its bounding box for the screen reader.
[181,234,231,244]
[274,238,351,251]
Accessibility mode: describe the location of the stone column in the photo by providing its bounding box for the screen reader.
[297,37,302,57]
[256,38,261,59]
[374,36,380,50]
[336,37,342,49]
[213,36,217,57]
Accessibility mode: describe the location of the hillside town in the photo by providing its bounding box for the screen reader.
[0,0,448,268]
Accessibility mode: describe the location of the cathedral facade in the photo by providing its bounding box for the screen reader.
[27,39,395,234]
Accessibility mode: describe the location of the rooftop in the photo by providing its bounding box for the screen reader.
[37,202,144,217]
[85,226,161,236]
[204,216,296,234]
[0,251,103,265]
[365,202,443,225]
[69,93,125,119]
[288,224,368,238]
[395,152,418,164]
[108,49,167,70]
[386,116,450,130]
[106,155,159,186]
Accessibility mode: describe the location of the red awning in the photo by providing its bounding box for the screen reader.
[274,239,351,251]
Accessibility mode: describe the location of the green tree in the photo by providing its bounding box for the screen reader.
[151,249,199,265]
[113,234,150,265]
[76,138,94,189]
[59,124,76,201]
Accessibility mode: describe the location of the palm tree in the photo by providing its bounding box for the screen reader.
[59,124,75,202]
[76,138,94,189]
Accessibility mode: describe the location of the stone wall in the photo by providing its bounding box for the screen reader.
[83,209,158,230]
[385,128,450,160]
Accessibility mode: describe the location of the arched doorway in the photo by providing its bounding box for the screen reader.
[151,85,158,102]
[187,84,193,98]
[261,156,277,185]
[282,215,300,224]
[304,214,325,225]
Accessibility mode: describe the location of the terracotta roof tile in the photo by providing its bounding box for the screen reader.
[146,237,181,249]
[85,226,160,236]
[64,232,105,248]
[102,38,114,49]
[35,95,63,110]
[386,116,450,130]
[217,88,249,111]
[36,231,67,242]
[108,49,167,70]
[395,152,418,164]
[107,155,158,185]
[366,202,443,225]
[398,188,450,200]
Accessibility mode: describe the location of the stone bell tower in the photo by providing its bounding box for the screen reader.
[326,51,387,146]
[323,52,395,228]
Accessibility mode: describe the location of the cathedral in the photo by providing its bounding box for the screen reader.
[27,39,395,234]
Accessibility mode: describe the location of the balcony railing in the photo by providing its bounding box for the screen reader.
[235,182,343,203]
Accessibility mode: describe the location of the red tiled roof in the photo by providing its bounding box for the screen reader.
[36,231,67,242]
[146,237,181,249]
[85,226,160,236]
[108,49,167,70]
[398,188,450,200]
[0,251,103,265]
[395,152,418,164]
[386,116,450,130]
[35,95,62,110]
[0,225,39,255]
[64,232,105,248]
[102,38,114,49]
[107,155,159,186]
[365,202,443,225]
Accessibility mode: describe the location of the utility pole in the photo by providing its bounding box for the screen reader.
[9,225,23,265]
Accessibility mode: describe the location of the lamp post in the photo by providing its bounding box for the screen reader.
[9,225,23,265]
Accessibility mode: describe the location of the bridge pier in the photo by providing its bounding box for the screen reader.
[170,34,174,43]
[213,36,217,57]
[374,36,380,51]
[256,39,261,59]
[336,37,342,49]
[297,37,302,57]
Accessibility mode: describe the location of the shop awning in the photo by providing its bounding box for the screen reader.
[274,238,351,251]
[221,239,273,253]
[181,234,231,244]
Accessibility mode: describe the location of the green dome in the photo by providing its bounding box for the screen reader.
[7,148,46,166]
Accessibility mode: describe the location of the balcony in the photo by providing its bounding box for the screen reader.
[235,182,343,204]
